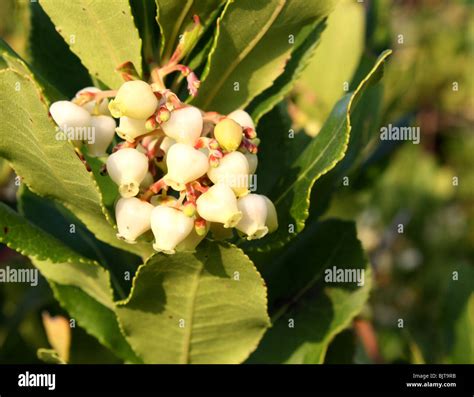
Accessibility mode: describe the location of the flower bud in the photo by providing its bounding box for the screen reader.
[207,151,250,197]
[156,106,171,123]
[214,118,243,152]
[183,201,196,217]
[115,197,153,243]
[164,143,208,191]
[106,148,149,198]
[262,195,278,233]
[196,183,242,228]
[161,106,203,146]
[176,220,209,252]
[151,206,194,254]
[87,115,116,157]
[75,87,110,115]
[50,100,92,135]
[228,109,255,129]
[244,152,258,174]
[236,194,268,240]
[116,116,147,142]
[109,80,158,119]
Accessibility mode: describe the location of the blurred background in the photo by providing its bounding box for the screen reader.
[0,0,473,363]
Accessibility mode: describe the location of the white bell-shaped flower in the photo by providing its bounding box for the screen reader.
[236,194,268,240]
[115,197,154,243]
[196,183,242,228]
[207,151,250,197]
[262,195,278,233]
[75,87,110,115]
[116,116,147,142]
[109,80,158,120]
[106,148,149,198]
[151,206,194,254]
[161,106,203,146]
[87,115,116,157]
[50,100,92,134]
[164,143,208,191]
[244,152,258,174]
[228,109,255,129]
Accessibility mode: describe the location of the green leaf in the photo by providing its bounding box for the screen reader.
[0,69,153,258]
[248,19,327,123]
[247,219,371,363]
[50,283,141,363]
[130,0,160,69]
[0,202,113,310]
[29,2,92,98]
[156,0,226,61]
[37,348,66,364]
[246,50,392,252]
[191,0,336,113]
[116,240,270,363]
[39,0,142,89]
[294,0,365,130]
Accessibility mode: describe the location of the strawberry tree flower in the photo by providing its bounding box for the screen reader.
[207,151,250,197]
[228,109,255,129]
[115,116,148,142]
[196,183,242,228]
[108,80,158,119]
[49,100,92,135]
[262,195,278,233]
[106,148,149,198]
[236,194,269,240]
[115,197,154,243]
[151,206,194,254]
[164,143,208,191]
[87,115,116,157]
[161,106,203,146]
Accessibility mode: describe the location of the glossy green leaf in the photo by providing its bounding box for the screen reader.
[156,0,226,61]
[116,240,270,363]
[248,19,327,123]
[130,0,160,68]
[0,202,113,310]
[246,50,391,252]
[295,0,365,131]
[191,0,336,113]
[247,219,371,363]
[29,2,92,98]
[0,69,153,258]
[50,283,141,363]
[40,0,142,89]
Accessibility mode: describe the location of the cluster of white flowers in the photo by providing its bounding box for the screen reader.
[49,80,277,254]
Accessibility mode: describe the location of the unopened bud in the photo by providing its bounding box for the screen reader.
[109,80,158,119]
[194,218,207,236]
[145,115,158,132]
[183,201,197,217]
[214,118,243,152]
[156,106,171,123]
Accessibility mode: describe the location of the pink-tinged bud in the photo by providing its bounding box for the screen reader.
[208,139,219,150]
[243,127,257,139]
[145,115,158,132]
[209,155,220,168]
[156,106,171,123]
[194,218,208,236]
[186,72,200,97]
[183,201,197,217]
